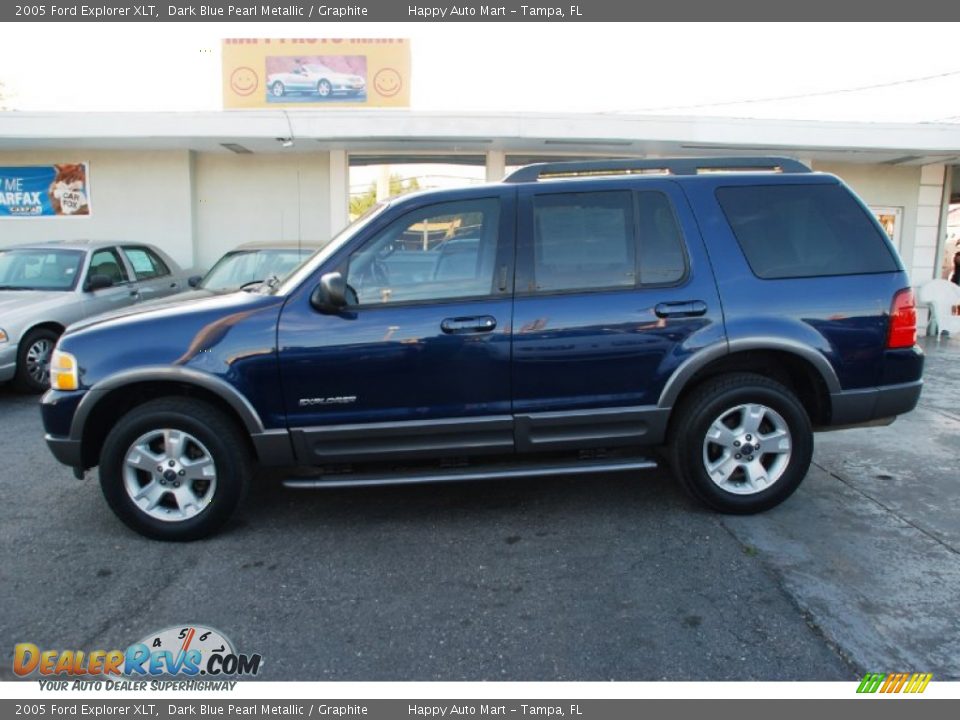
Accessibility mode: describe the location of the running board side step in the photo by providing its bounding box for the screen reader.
[282,456,658,489]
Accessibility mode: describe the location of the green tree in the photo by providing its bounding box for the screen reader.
[349,173,421,218]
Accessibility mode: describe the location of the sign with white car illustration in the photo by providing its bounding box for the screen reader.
[0,163,91,218]
[222,38,410,108]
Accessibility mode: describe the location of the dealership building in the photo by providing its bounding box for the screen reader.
[1,110,959,328]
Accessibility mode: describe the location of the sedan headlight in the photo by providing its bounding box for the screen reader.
[0,328,7,343]
[50,349,79,391]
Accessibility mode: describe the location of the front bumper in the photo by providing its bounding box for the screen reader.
[45,434,83,467]
[0,342,17,382]
[828,380,923,428]
[41,389,88,470]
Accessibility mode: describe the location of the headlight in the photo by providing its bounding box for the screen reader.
[50,349,79,391]
[0,328,7,343]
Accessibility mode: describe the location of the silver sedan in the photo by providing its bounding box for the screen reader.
[0,240,188,392]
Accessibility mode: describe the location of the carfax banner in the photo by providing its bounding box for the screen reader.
[0,163,91,218]
[222,38,410,109]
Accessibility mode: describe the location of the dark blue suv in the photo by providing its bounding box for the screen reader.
[40,158,923,540]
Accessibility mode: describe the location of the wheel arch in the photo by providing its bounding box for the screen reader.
[22,321,67,342]
[660,340,838,427]
[73,368,267,470]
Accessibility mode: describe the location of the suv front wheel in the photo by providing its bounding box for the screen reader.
[99,398,251,541]
[669,373,813,514]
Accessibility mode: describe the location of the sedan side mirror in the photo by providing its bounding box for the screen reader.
[85,274,114,291]
[310,272,348,313]
[188,275,202,288]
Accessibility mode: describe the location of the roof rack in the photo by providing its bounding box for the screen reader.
[502,156,811,183]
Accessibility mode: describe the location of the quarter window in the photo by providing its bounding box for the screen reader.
[346,198,500,305]
[637,191,686,285]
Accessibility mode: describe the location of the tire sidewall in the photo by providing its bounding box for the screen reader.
[99,404,247,541]
[679,382,813,513]
[15,327,59,394]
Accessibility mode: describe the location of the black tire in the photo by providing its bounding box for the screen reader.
[270,81,285,97]
[667,372,813,514]
[317,79,332,97]
[13,327,60,394]
[98,398,252,541]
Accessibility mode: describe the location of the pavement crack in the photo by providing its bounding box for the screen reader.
[812,460,960,557]
[716,520,862,678]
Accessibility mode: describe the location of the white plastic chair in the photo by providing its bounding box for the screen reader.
[918,279,960,337]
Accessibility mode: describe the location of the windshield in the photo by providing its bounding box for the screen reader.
[200,248,314,292]
[275,203,388,295]
[305,65,333,74]
[0,248,84,291]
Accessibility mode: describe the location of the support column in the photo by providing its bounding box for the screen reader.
[486,150,506,182]
[328,150,350,238]
[912,164,946,333]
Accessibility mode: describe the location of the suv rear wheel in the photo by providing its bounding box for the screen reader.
[669,373,813,514]
[99,398,251,541]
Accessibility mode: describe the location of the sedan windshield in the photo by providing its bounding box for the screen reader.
[200,248,314,292]
[0,248,84,291]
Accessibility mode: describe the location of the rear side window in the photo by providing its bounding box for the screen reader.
[532,191,636,292]
[716,184,898,279]
[122,247,171,280]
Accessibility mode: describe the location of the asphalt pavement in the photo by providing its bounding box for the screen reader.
[1,338,957,681]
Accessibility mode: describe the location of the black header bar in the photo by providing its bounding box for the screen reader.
[2,0,957,22]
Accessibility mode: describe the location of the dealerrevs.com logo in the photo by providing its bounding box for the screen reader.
[14,625,262,682]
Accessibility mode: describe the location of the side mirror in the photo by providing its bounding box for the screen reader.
[188,275,202,288]
[85,274,113,291]
[310,272,348,313]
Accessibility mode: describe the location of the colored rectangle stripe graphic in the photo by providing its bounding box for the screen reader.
[857,673,932,693]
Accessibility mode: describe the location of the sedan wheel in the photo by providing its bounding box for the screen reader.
[13,327,60,393]
[317,79,332,97]
[271,81,285,97]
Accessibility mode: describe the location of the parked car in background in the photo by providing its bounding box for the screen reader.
[186,241,325,297]
[267,64,366,99]
[0,240,187,392]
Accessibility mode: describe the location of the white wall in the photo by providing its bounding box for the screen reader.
[0,150,195,268]
[192,152,331,269]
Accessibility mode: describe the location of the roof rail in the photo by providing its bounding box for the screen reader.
[502,156,811,183]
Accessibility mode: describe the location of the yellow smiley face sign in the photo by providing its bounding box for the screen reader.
[222,39,411,109]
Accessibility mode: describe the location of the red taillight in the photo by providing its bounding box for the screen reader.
[888,288,917,349]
